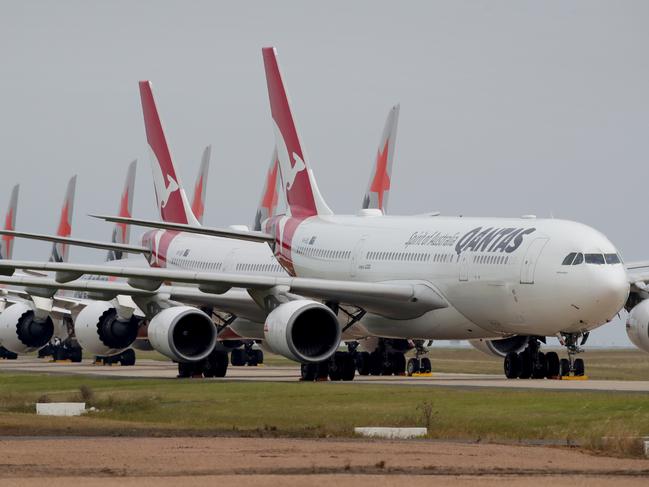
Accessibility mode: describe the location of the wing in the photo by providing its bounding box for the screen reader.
[0,260,447,320]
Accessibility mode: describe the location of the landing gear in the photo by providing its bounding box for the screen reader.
[328,351,356,381]
[231,343,264,366]
[300,362,329,381]
[0,346,17,360]
[558,333,587,377]
[96,348,134,366]
[40,339,83,363]
[406,340,431,376]
[502,334,587,379]
[178,350,229,378]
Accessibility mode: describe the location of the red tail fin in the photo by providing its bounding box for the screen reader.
[253,148,282,231]
[50,175,76,262]
[262,47,331,218]
[191,145,211,224]
[108,160,137,261]
[1,184,19,260]
[139,81,199,225]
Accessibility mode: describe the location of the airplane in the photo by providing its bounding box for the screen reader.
[0,184,19,359]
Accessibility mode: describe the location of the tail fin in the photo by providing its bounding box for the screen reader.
[138,80,200,225]
[253,148,282,231]
[362,105,399,214]
[50,175,76,263]
[0,185,19,259]
[262,47,332,218]
[107,160,137,261]
[191,145,211,225]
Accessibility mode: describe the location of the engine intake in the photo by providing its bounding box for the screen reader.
[264,300,340,363]
[627,300,649,353]
[0,302,54,354]
[75,301,141,356]
[469,336,530,358]
[148,306,217,362]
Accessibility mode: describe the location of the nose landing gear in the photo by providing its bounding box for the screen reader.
[557,333,587,378]
[406,340,432,376]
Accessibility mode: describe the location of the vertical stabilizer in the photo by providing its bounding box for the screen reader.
[107,160,137,261]
[0,185,19,259]
[139,81,200,225]
[262,47,332,218]
[253,148,283,231]
[191,145,211,225]
[50,175,76,262]
[362,105,399,213]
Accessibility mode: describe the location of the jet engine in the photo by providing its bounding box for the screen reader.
[264,300,340,363]
[469,336,530,358]
[626,300,649,353]
[147,306,217,362]
[0,302,54,354]
[74,301,141,356]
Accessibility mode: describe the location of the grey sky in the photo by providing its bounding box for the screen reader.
[1,1,648,346]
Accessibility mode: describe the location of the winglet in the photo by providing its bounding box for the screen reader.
[138,81,199,226]
[262,47,332,218]
[1,184,19,259]
[108,160,137,261]
[50,175,76,263]
[362,104,399,214]
[191,145,211,225]
[253,148,282,231]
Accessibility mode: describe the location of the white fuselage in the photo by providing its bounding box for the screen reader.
[142,213,629,341]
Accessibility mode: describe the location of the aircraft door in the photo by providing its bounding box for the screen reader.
[350,235,368,278]
[520,237,549,284]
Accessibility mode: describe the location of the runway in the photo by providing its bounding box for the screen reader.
[2,357,649,392]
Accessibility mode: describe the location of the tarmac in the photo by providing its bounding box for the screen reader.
[2,357,649,392]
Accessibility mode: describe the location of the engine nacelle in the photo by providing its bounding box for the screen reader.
[469,336,530,358]
[626,300,649,353]
[0,302,54,354]
[148,306,217,362]
[264,300,340,363]
[75,301,141,356]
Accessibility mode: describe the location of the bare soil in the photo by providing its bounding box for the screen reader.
[1,436,648,486]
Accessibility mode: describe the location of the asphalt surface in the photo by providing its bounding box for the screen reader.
[2,357,649,392]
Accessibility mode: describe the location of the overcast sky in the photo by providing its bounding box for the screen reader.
[1,1,648,345]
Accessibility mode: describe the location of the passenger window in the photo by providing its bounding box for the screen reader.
[605,253,621,264]
[562,253,576,265]
[585,253,605,265]
[572,253,584,265]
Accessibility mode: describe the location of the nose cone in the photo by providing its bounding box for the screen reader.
[585,265,629,324]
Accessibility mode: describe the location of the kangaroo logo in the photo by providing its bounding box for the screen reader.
[151,149,180,210]
[273,121,306,191]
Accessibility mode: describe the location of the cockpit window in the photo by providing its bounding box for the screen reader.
[562,253,576,265]
[605,253,621,264]
[572,253,584,265]
[585,253,605,265]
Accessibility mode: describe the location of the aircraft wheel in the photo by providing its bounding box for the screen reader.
[532,352,547,379]
[328,352,345,381]
[300,363,317,381]
[504,352,521,379]
[573,358,585,376]
[518,350,532,379]
[407,358,420,376]
[392,353,406,375]
[230,349,245,366]
[254,349,264,365]
[206,351,228,377]
[545,352,560,378]
[119,349,135,366]
[559,358,570,377]
[420,357,432,374]
[177,362,194,378]
[341,353,356,381]
[355,351,370,376]
[369,351,383,376]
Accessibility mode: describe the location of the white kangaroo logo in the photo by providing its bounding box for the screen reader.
[273,121,306,191]
[150,149,180,209]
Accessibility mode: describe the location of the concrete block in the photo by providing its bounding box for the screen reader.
[36,402,86,416]
[354,427,427,439]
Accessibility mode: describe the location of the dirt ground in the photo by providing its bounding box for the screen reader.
[0,436,648,486]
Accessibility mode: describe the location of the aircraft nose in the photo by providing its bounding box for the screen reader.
[587,266,629,322]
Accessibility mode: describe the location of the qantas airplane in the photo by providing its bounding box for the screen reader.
[1,48,645,382]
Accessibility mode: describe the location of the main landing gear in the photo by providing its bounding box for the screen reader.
[230,342,264,367]
[177,349,229,378]
[95,348,135,366]
[300,340,409,381]
[0,346,17,360]
[503,335,586,379]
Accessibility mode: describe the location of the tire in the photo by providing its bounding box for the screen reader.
[341,353,356,381]
[246,350,259,367]
[518,350,532,379]
[207,351,228,377]
[70,346,83,363]
[356,351,371,376]
[119,349,135,366]
[392,353,406,375]
[504,352,521,379]
[369,350,383,376]
[254,349,264,364]
[328,352,345,381]
[545,352,560,378]
[177,362,194,378]
[301,363,317,381]
[532,352,547,379]
[559,358,570,377]
[407,358,420,376]
[230,348,245,366]
[573,358,585,376]
[420,357,432,374]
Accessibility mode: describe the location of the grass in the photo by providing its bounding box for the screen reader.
[1,371,648,456]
